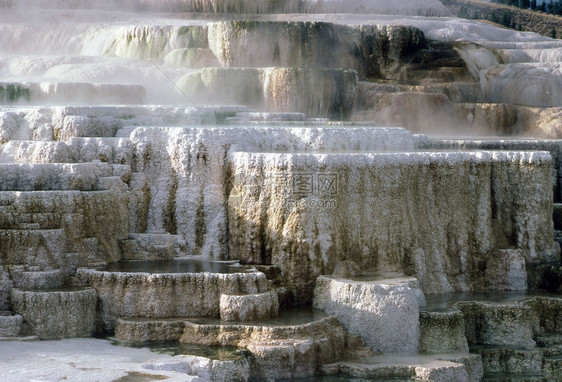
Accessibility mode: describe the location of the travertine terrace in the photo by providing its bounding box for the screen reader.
[0,0,561,381]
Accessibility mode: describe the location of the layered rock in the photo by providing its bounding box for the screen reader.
[326,353,483,382]
[129,126,419,258]
[179,315,346,380]
[0,0,452,16]
[10,269,64,290]
[143,354,251,382]
[76,268,269,331]
[227,150,556,301]
[0,181,130,269]
[0,162,114,191]
[483,62,562,107]
[11,287,97,339]
[207,21,426,78]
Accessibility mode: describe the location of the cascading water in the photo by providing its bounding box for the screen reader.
[0,0,561,381]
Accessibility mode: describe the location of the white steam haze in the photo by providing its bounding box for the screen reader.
[0,0,449,107]
[0,0,560,119]
[0,0,451,15]
[0,4,205,105]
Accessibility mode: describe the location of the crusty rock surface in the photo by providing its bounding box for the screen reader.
[219,290,279,321]
[455,301,536,348]
[11,269,64,290]
[11,287,97,339]
[0,267,13,310]
[419,310,469,354]
[328,353,483,382]
[228,150,556,301]
[129,126,419,260]
[115,318,188,343]
[0,313,22,337]
[314,274,424,353]
[484,249,527,291]
[77,268,269,331]
[0,186,129,268]
[180,315,346,379]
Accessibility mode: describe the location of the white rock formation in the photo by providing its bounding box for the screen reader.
[302,0,450,16]
[144,354,250,382]
[0,338,206,382]
[219,291,279,321]
[77,268,269,331]
[314,274,424,353]
[0,0,451,15]
[11,287,97,340]
[129,126,418,258]
[228,150,556,300]
[179,315,346,379]
[1,1,559,116]
[0,162,114,191]
[484,62,562,107]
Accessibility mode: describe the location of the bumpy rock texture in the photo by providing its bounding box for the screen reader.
[419,310,469,354]
[219,291,279,321]
[11,287,97,339]
[129,126,418,260]
[457,301,537,348]
[77,268,269,331]
[0,2,561,380]
[179,316,346,380]
[314,275,424,353]
[228,150,556,301]
[0,313,22,337]
[0,182,130,270]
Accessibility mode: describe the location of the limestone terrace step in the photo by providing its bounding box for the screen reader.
[0,162,113,191]
[0,313,22,337]
[536,333,562,356]
[0,335,39,342]
[543,355,562,382]
[324,353,483,382]
[482,373,547,382]
[227,112,306,122]
[470,346,543,375]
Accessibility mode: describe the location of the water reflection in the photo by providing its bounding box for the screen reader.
[189,306,328,327]
[99,259,251,274]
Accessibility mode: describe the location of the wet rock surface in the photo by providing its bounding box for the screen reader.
[0,0,561,381]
